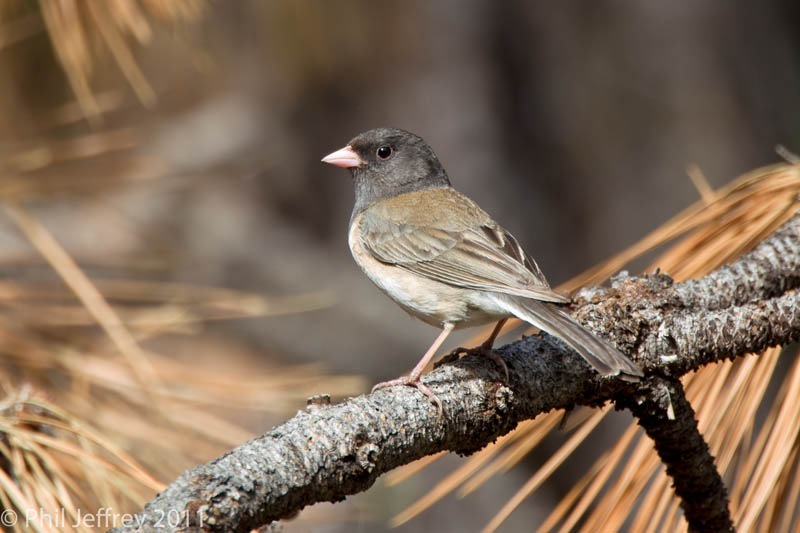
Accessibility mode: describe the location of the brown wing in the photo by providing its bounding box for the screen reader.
[358,192,570,303]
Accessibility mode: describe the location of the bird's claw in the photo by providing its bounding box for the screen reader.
[448,345,509,382]
[372,376,444,415]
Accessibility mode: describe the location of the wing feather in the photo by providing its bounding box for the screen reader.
[359,207,569,303]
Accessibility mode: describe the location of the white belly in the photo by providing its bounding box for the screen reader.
[348,221,508,329]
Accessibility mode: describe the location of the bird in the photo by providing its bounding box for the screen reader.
[322,127,642,410]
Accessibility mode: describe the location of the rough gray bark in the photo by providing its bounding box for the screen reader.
[111,213,800,533]
[618,376,734,533]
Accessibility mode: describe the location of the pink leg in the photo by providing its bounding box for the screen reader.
[372,323,455,413]
[481,318,508,350]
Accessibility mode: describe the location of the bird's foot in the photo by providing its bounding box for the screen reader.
[372,376,443,415]
[449,344,509,381]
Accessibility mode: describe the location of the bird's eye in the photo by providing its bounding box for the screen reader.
[376,146,392,160]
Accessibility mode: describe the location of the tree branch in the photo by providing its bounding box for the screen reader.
[111,213,800,533]
[619,376,734,533]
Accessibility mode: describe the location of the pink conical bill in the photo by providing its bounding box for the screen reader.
[321,146,363,168]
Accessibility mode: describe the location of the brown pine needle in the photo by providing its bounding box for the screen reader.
[84,0,157,108]
[546,425,641,532]
[729,357,787,516]
[597,453,662,532]
[481,406,610,533]
[389,444,506,527]
[713,351,780,476]
[3,203,159,389]
[776,145,800,164]
[459,413,562,497]
[538,459,601,533]
[1,425,156,491]
[686,163,716,204]
[0,466,40,532]
[389,417,550,525]
[21,443,88,509]
[694,359,744,436]
[39,0,101,122]
[633,467,671,533]
[663,496,683,532]
[37,0,204,121]
[737,354,800,532]
[385,452,447,487]
[776,443,800,532]
[580,425,660,532]
[13,409,165,491]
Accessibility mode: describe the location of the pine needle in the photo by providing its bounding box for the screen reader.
[481,407,610,532]
[3,203,159,390]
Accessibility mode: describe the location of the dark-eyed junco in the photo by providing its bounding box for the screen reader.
[322,127,642,409]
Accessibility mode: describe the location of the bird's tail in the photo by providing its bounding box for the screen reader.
[490,293,643,381]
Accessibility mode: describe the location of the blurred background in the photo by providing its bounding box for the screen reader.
[0,1,798,531]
